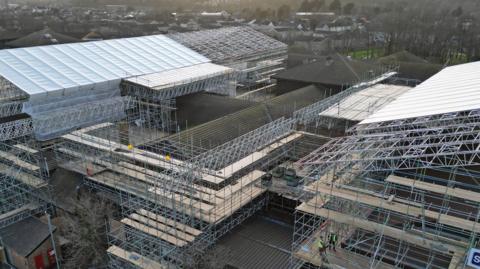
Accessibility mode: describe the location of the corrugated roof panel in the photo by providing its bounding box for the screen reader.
[56,44,124,78]
[320,84,411,121]
[126,63,233,89]
[31,47,100,85]
[0,34,210,98]
[361,61,480,124]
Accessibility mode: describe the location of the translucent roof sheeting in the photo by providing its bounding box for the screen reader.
[126,63,233,89]
[168,27,287,63]
[361,61,480,124]
[0,35,209,100]
[320,84,411,121]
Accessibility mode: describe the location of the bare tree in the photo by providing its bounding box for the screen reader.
[343,2,355,15]
[58,194,116,269]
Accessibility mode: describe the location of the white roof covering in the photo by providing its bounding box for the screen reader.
[320,84,411,122]
[362,61,480,124]
[0,35,209,99]
[125,63,233,90]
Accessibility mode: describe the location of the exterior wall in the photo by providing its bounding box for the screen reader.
[7,249,27,269]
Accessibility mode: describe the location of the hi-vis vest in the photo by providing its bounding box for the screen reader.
[330,234,337,242]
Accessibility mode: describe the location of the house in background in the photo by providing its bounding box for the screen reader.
[377,50,444,82]
[5,28,79,48]
[273,53,382,94]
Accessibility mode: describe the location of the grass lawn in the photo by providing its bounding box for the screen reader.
[345,48,385,60]
[448,52,468,65]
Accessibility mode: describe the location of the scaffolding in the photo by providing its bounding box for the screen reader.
[0,76,28,103]
[12,57,395,268]
[122,63,237,133]
[169,27,288,90]
[0,36,391,268]
[0,134,51,228]
[168,27,287,64]
[0,75,52,228]
[294,70,397,124]
[32,96,135,141]
[291,108,480,269]
[315,84,411,134]
[53,96,301,268]
[52,69,400,269]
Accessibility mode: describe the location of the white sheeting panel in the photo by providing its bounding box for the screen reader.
[0,35,209,100]
[361,62,480,124]
[125,63,233,89]
[320,84,411,121]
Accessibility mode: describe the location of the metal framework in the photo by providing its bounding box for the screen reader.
[293,70,398,126]
[0,55,389,269]
[168,27,287,64]
[53,97,299,268]
[54,69,401,268]
[122,68,237,133]
[0,24,416,268]
[0,75,52,232]
[0,100,24,118]
[12,59,404,269]
[169,27,288,89]
[0,118,33,141]
[193,117,295,171]
[31,96,134,141]
[0,76,28,102]
[0,135,51,229]
[291,108,480,269]
[123,70,236,101]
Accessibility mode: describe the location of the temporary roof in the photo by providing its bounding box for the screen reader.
[320,84,411,122]
[168,26,287,63]
[0,35,209,100]
[361,61,480,124]
[125,63,233,90]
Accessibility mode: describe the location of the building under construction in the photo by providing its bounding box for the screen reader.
[292,62,480,269]
[0,25,478,269]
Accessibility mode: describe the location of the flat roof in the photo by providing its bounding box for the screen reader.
[125,63,233,90]
[0,35,209,99]
[362,61,480,124]
[320,84,411,121]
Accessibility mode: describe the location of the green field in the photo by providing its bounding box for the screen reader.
[448,52,468,65]
[345,48,385,60]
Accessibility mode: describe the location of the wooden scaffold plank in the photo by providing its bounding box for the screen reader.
[386,175,480,203]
